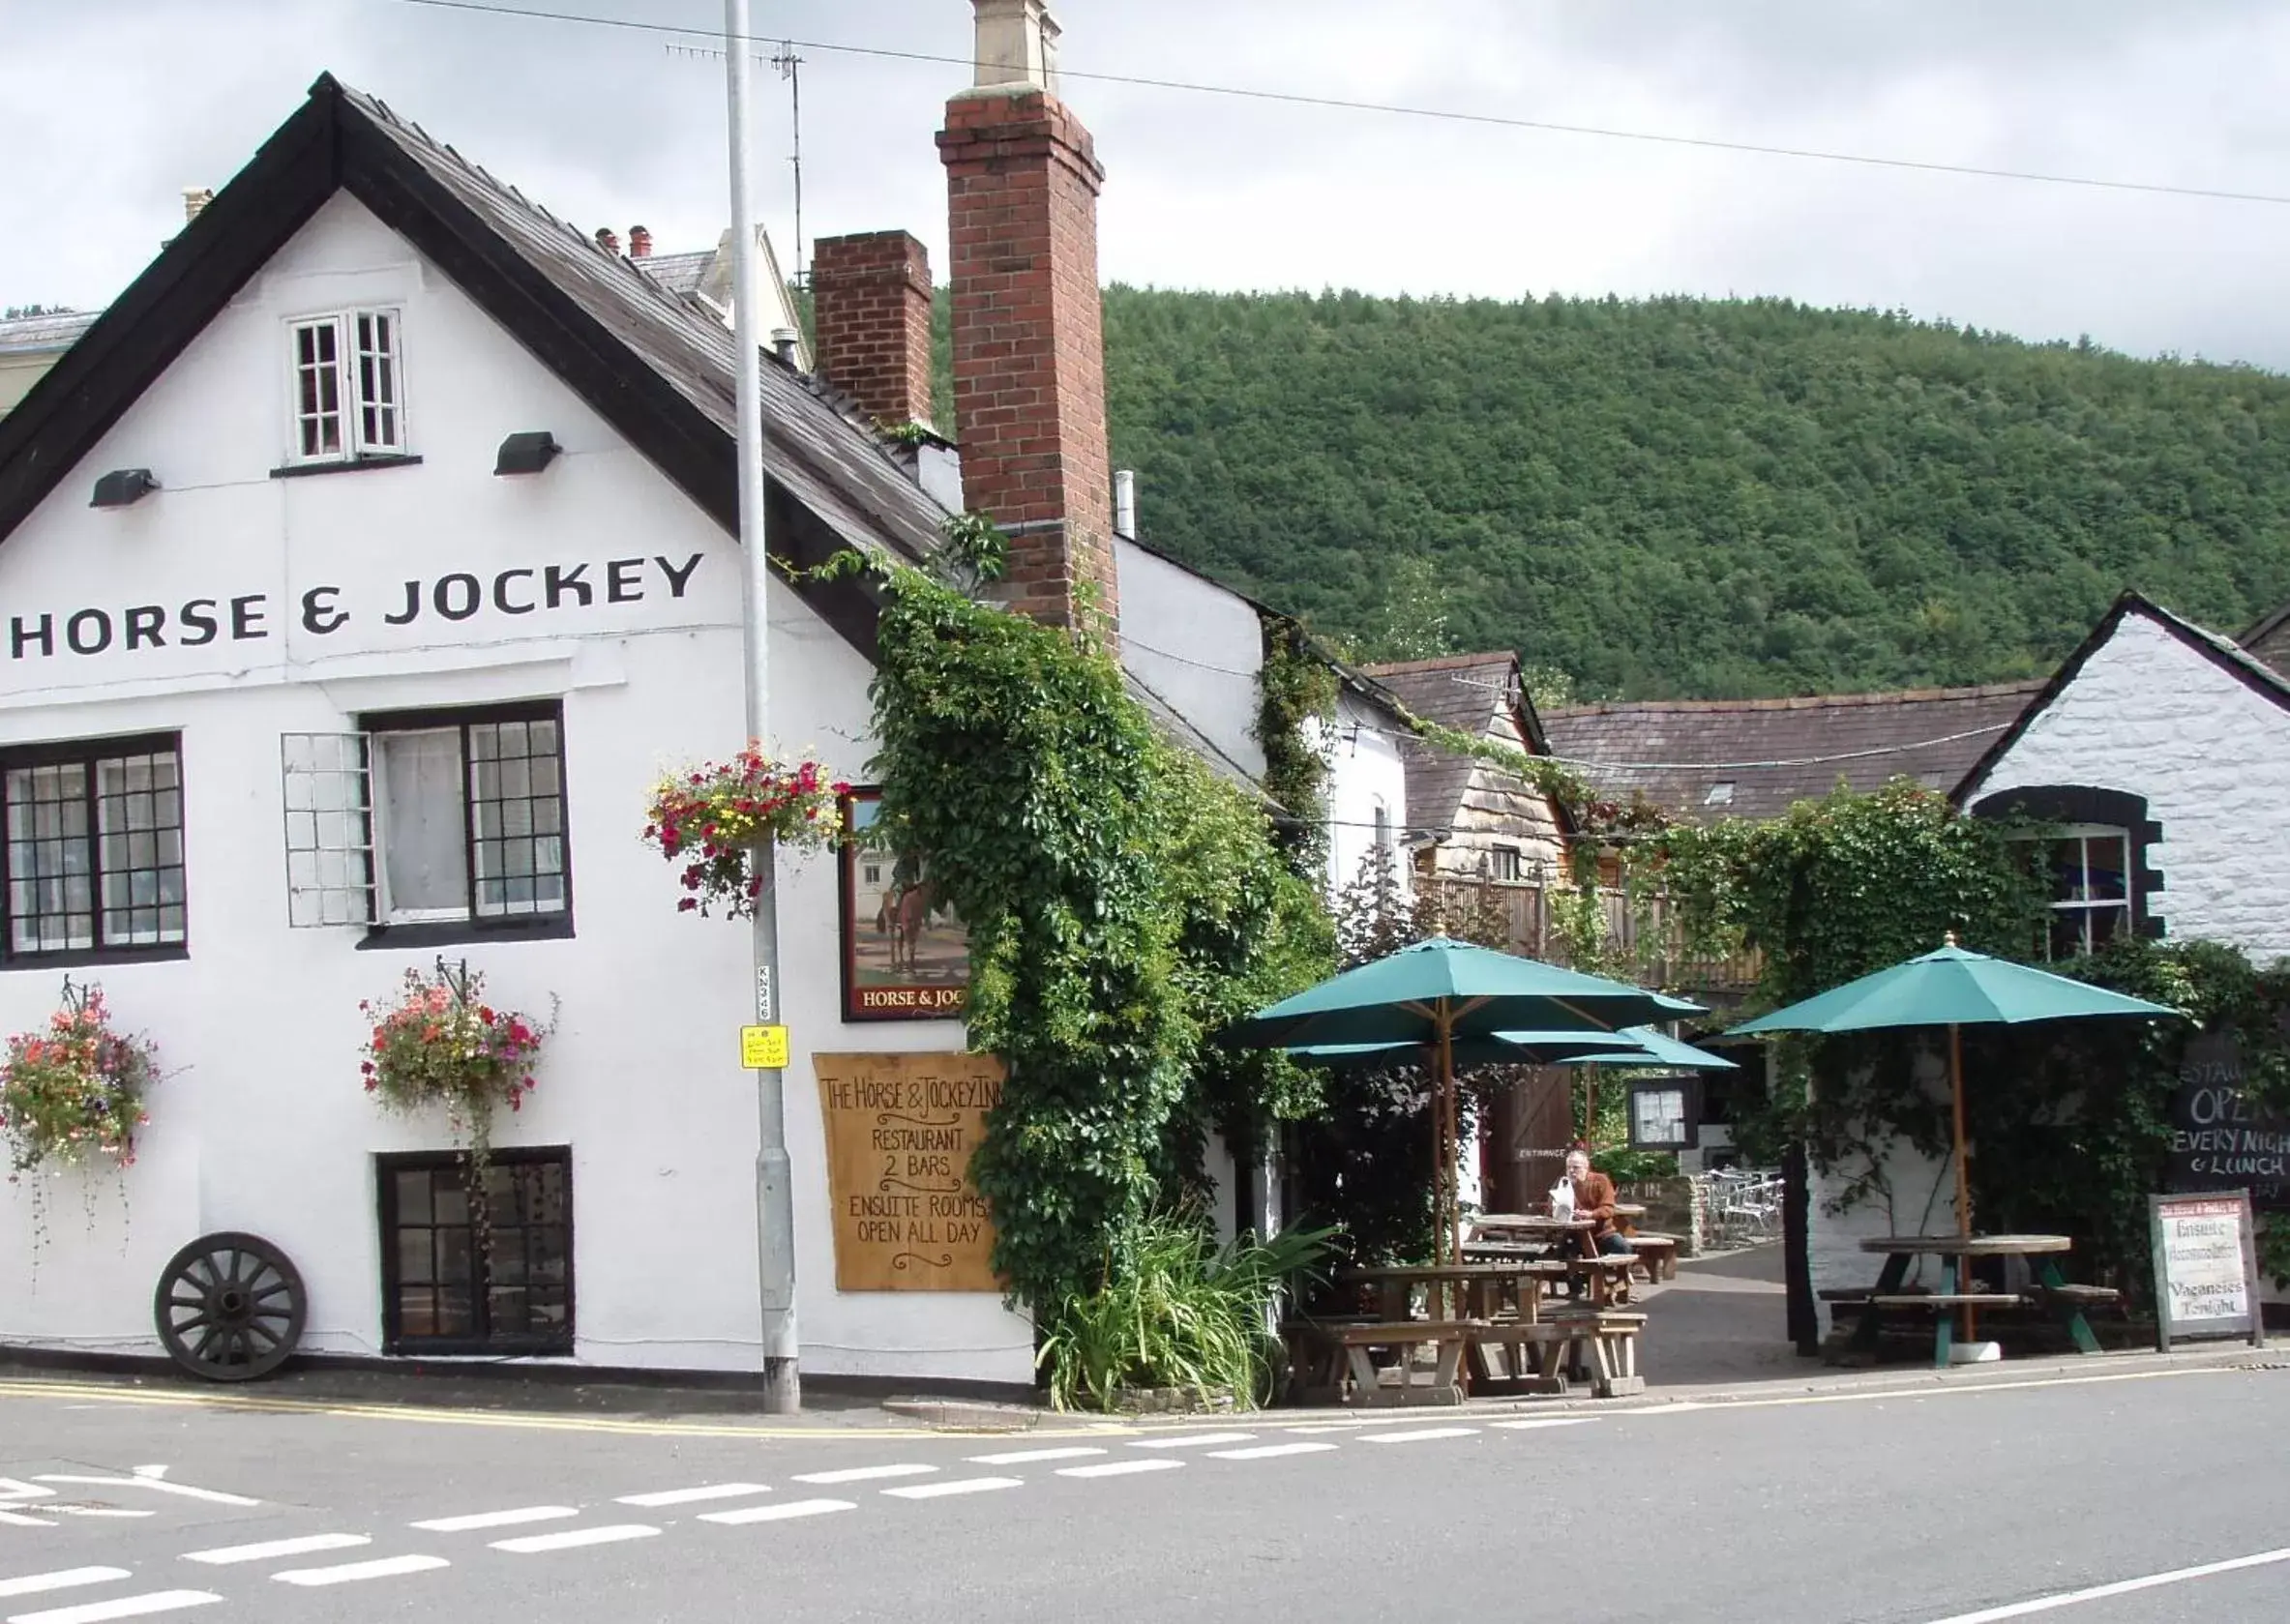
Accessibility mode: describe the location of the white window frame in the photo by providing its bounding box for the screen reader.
[284,309,407,466]
[2031,822,2134,960]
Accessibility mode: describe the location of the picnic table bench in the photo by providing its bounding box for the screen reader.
[1282,1318,1479,1407]
[1850,1235,2115,1366]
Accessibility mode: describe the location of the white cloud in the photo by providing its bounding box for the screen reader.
[6,0,2288,366]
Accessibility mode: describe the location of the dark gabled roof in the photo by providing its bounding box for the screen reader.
[1955,591,2290,805]
[1545,680,2043,823]
[0,310,97,356]
[2239,595,2290,674]
[0,74,948,658]
[1362,652,1551,838]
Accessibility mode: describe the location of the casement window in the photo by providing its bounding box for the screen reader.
[1,735,186,964]
[1486,844,1524,883]
[2035,824,2133,960]
[281,702,571,943]
[378,1148,573,1355]
[286,310,405,464]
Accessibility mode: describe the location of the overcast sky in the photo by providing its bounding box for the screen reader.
[9,1,2290,368]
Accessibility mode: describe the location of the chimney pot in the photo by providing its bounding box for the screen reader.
[595,226,621,256]
[770,327,802,367]
[1114,470,1137,541]
[629,224,653,258]
[969,0,1060,94]
[182,188,214,223]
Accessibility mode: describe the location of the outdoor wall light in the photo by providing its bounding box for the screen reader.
[90,468,160,508]
[493,431,562,477]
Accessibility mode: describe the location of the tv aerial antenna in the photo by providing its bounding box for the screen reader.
[771,40,806,284]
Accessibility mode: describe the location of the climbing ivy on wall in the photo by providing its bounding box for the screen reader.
[843,526,1333,1312]
[1254,618,1339,880]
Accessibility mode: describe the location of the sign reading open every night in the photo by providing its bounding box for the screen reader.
[813,1051,1002,1293]
[2,552,706,661]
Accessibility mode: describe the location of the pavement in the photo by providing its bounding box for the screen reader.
[5,1351,2289,1622]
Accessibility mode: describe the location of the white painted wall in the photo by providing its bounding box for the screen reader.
[1114,538,1265,782]
[1968,611,2290,960]
[0,196,1030,1384]
[1321,689,1411,902]
[1804,1052,1957,1341]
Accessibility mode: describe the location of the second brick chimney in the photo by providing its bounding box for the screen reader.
[937,0,1117,635]
[810,230,936,431]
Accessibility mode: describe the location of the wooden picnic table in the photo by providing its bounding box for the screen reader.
[1347,1261,1554,1326]
[1847,1234,2111,1366]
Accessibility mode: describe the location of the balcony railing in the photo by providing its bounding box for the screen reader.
[1417,875,1761,994]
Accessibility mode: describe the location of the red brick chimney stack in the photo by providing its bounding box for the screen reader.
[628,224,653,259]
[810,230,937,430]
[937,0,1118,635]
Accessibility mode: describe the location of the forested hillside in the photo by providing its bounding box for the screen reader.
[1082,290,2290,700]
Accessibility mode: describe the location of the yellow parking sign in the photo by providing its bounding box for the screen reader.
[740,1024,789,1070]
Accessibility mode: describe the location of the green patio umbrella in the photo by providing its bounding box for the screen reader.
[1727,935,2178,1337]
[1230,937,1700,1263]
[1287,1025,1737,1073]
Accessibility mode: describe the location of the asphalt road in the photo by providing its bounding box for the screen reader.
[3,1363,2287,1624]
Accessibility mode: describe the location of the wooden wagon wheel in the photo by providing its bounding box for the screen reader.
[152,1231,307,1381]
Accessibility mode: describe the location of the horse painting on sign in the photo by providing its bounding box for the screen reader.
[840,789,971,1020]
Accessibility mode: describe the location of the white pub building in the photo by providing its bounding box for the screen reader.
[0,8,1408,1389]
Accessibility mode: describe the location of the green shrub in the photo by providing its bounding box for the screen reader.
[1036,1213,1336,1412]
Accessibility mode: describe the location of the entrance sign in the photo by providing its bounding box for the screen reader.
[2168,1033,2290,1211]
[814,1051,1002,1292]
[2148,1191,2266,1350]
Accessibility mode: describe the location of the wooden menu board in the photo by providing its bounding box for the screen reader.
[2149,1190,2267,1350]
[814,1051,1003,1293]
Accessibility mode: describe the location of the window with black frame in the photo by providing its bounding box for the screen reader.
[2035,824,2133,960]
[281,703,570,942]
[378,1148,572,1354]
[1,735,187,963]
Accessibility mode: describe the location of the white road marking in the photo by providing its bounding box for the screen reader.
[790,1464,937,1485]
[1919,1547,2290,1623]
[1056,1460,1184,1480]
[699,1499,855,1526]
[7,1593,221,1624]
[1126,1432,1255,1450]
[1361,1427,1479,1444]
[31,1471,254,1509]
[1488,1417,1600,1432]
[490,1525,661,1555]
[182,1534,371,1565]
[613,1484,771,1508]
[967,1447,1106,1465]
[270,1555,450,1588]
[1206,1442,1339,1461]
[881,1478,1022,1500]
[0,1574,131,1601]
[410,1506,578,1532]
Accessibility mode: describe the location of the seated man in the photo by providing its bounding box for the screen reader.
[1563,1148,1635,1256]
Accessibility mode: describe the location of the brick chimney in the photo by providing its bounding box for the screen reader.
[810,230,936,430]
[937,0,1117,635]
[628,224,653,258]
[594,226,620,256]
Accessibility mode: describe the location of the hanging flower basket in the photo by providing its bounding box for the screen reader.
[641,745,850,919]
[361,960,553,1162]
[0,980,157,1180]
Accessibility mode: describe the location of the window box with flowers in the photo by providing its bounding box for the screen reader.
[640,745,849,918]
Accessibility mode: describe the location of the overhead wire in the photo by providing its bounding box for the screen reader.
[384,0,2290,208]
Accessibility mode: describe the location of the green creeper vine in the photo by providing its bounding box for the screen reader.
[820,518,1333,1313]
[1254,619,1339,879]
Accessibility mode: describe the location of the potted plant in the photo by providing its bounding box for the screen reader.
[1,979,157,1181]
[640,744,849,918]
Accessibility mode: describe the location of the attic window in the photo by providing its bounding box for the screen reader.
[286,310,406,465]
[1704,782,1737,808]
